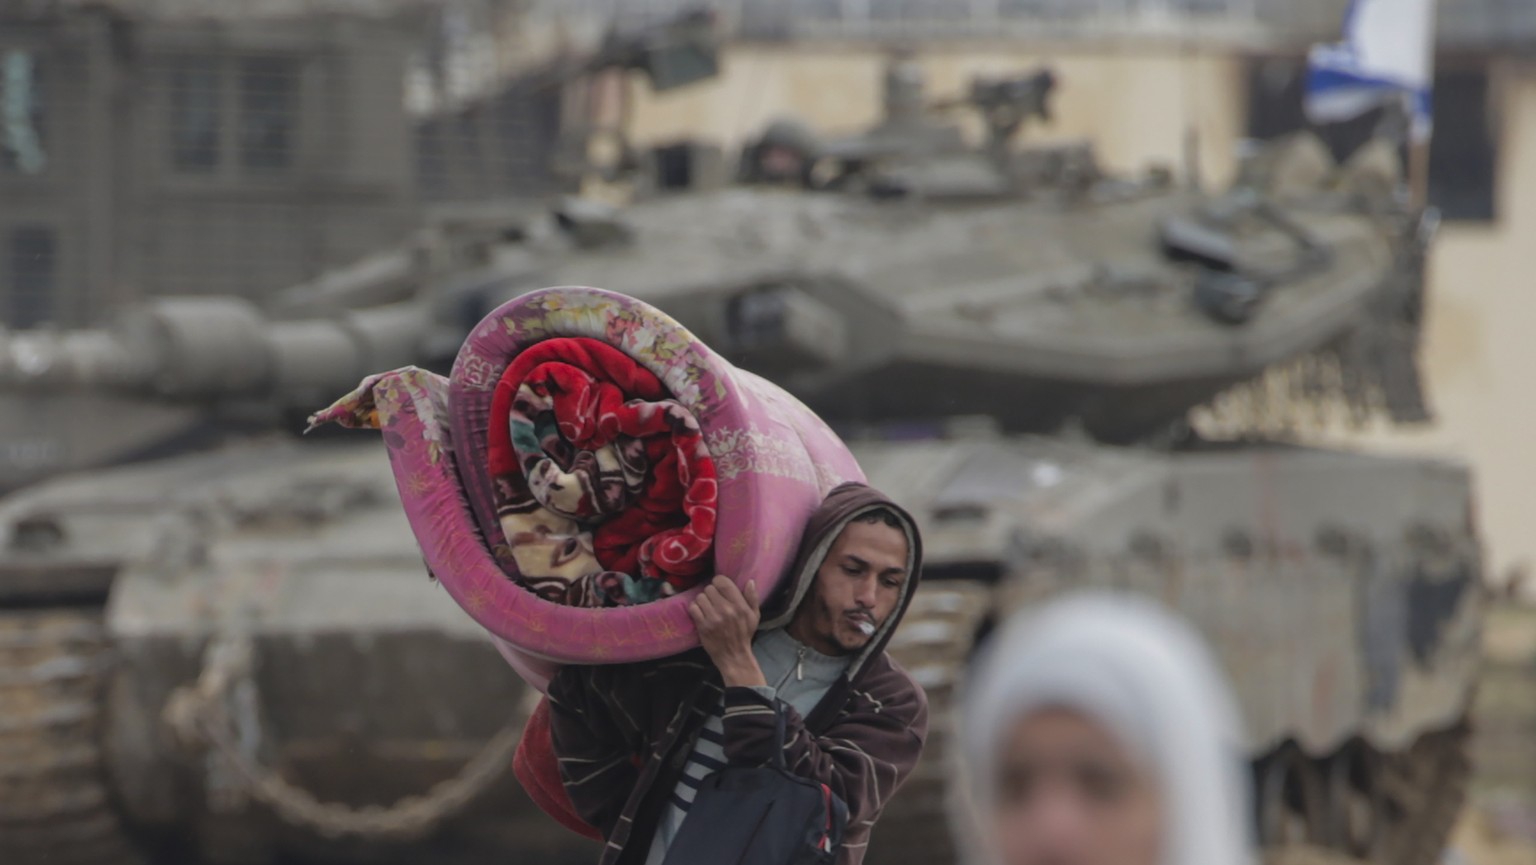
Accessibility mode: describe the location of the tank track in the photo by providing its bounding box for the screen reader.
[871,580,1474,865]
[0,608,143,865]
[867,581,993,865]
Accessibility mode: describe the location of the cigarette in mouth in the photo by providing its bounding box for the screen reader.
[856,621,876,637]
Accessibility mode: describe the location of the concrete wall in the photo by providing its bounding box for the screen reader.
[0,16,111,326]
[0,12,422,325]
[619,43,1536,590]
[126,19,419,304]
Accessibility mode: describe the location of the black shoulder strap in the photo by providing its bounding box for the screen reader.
[771,701,788,771]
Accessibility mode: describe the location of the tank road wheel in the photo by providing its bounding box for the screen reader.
[0,609,143,865]
[1370,722,1471,865]
[865,581,993,865]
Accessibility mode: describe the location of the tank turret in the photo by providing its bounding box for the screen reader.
[0,126,1431,447]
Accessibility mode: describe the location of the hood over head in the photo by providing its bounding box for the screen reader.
[758,481,924,683]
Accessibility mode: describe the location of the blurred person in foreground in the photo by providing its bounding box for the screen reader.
[958,592,1255,865]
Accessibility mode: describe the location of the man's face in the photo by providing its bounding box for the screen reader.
[788,518,910,656]
[989,709,1162,865]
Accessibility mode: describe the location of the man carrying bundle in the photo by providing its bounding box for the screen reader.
[548,482,928,865]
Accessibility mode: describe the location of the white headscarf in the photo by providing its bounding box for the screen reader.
[957,592,1256,865]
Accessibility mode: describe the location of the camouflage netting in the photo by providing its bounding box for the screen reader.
[1192,216,1433,440]
[1192,132,1432,441]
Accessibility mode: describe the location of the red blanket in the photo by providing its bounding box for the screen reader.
[512,698,602,842]
[487,338,717,606]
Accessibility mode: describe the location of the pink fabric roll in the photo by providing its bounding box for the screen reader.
[311,287,863,684]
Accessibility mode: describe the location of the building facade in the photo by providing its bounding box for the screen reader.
[0,0,565,327]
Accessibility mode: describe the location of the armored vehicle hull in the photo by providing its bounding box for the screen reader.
[0,440,597,865]
[864,437,1481,865]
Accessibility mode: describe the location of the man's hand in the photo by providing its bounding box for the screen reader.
[688,576,766,688]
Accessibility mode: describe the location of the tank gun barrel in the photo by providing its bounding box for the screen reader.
[0,297,433,410]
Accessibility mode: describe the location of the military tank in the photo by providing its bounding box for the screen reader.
[0,55,1481,865]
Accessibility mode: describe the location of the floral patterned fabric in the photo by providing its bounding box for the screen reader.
[312,286,865,672]
[486,337,717,607]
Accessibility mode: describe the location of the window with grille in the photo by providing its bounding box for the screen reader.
[169,56,223,171]
[1,49,47,176]
[7,226,55,328]
[240,57,297,171]
[168,55,300,176]
[1428,69,1497,222]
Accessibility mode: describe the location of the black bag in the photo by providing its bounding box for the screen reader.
[660,705,848,865]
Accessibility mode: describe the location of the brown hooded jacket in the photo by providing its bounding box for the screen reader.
[547,483,929,865]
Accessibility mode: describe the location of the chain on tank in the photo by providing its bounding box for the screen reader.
[162,633,524,842]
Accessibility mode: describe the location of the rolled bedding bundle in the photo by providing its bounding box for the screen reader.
[309,286,863,682]
[478,336,717,607]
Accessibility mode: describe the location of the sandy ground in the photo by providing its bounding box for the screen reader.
[1445,599,1536,865]
[1261,808,1535,865]
[1446,812,1536,865]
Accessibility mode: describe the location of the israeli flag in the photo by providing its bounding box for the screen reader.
[1305,0,1437,142]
